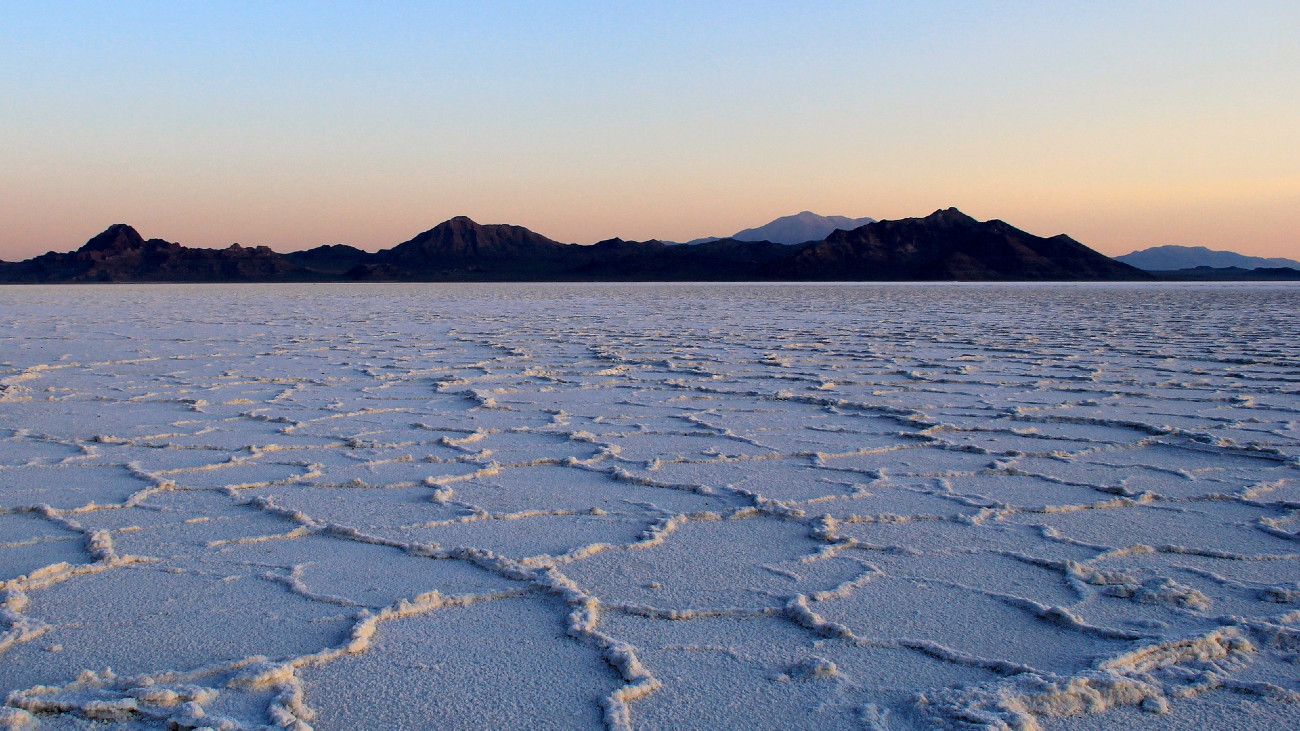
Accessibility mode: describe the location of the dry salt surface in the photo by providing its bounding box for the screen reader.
[1,282,1298,731]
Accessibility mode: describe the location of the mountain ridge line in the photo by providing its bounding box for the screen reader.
[0,208,1161,283]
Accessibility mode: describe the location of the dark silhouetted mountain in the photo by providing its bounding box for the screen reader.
[80,223,147,256]
[361,216,573,279]
[733,211,877,244]
[284,244,371,276]
[0,225,301,283]
[563,237,794,280]
[775,208,1146,280]
[1148,266,1300,281]
[1117,245,1300,271]
[0,209,1152,283]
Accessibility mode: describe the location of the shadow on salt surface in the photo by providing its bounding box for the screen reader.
[439,430,607,464]
[0,400,209,442]
[290,454,484,488]
[734,425,911,456]
[1,564,351,691]
[597,432,778,463]
[0,717,171,730]
[680,410,905,438]
[163,461,315,490]
[562,516,865,611]
[301,594,615,731]
[3,695,275,731]
[1079,441,1292,475]
[815,577,1130,676]
[254,484,465,528]
[923,428,1106,457]
[560,412,727,437]
[0,464,151,510]
[1012,455,1169,494]
[1030,402,1217,433]
[1067,549,1300,630]
[1045,687,1300,731]
[939,473,1122,508]
[99,492,329,556]
[817,447,998,476]
[841,386,999,412]
[183,381,298,404]
[0,432,85,465]
[0,512,88,582]
[1248,477,1300,503]
[451,465,738,515]
[601,612,996,730]
[360,381,472,402]
[615,460,847,504]
[506,385,663,414]
[807,480,990,520]
[157,421,346,450]
[1114,471,1272,501]
[866,550,1079,608]
[321,430,467,458]
[1005,501,1297,555]
[206,535,517,609]
[987,419,1158,446]
[95,444,251,473]
[378,513,647,562]
[836,519,1096,563]
[400,405,564,433]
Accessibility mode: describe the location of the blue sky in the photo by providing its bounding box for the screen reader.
[2,1,1297,258]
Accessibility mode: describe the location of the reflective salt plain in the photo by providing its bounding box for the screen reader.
[1,282,1298,731]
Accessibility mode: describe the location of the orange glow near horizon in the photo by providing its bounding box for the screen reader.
[5,178,1296,261]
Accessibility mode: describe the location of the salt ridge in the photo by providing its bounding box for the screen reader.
[0,283,1297,729]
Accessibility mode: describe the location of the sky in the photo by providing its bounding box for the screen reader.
[2,1,1298,260]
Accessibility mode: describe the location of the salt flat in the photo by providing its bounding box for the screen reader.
[1,283,1298,730]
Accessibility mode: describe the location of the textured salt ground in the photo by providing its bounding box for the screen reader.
[1,283,1298,730]
[302,595,616,731]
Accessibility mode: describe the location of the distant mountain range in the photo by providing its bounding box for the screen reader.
[1117,245,1300,271]
[0,208,1155,283]
[1146,266,1300,281]
[672,211,877,246]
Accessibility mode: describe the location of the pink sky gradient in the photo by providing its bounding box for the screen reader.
[3,3,1296,261]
